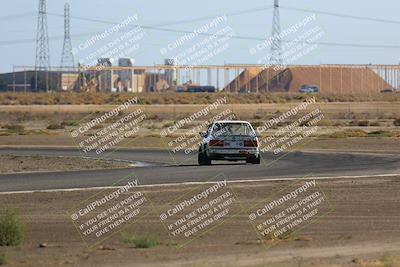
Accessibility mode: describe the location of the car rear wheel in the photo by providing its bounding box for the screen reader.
[246,155,261,164]
[198,149,211,165]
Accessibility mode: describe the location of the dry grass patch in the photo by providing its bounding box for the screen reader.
[1,92,400,105]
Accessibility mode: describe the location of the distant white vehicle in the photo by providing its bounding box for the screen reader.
[299,84,319,93]
[198,121,260,165]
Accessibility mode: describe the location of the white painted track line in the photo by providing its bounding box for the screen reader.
[0,173,398,195]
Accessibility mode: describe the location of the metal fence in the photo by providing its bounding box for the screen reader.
[3,64,400,93]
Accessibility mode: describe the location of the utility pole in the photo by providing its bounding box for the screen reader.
[35,0,51,71]
[61,3,75,70]
[270,0,282,66]
[35,0,51,92]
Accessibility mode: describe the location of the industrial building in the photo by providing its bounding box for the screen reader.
[0,70,69,92]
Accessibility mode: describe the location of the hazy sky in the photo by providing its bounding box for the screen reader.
[0,0,399,72]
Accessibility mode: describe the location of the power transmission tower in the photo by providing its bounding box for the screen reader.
[270,0,282,66]
[60,3,75,70]
[35,0,51,71]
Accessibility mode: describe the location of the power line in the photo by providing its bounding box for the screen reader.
[46,5,273,27]
[2,6,400,50]
[281,6,400,25]
[2,21,400,50]
[0,6,275,46]
[42,13,400,49]
[0,12,35,21]
[151,6,273,27]
[42,9,400,50]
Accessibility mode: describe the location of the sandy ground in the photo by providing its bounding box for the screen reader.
[0,176,399,267]
[0,155,131,174]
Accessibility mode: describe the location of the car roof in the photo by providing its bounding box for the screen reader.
[213,120,251,124]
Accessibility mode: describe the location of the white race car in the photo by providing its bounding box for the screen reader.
[198,120,261,165]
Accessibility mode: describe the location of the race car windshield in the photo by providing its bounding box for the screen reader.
[212,123,254,136]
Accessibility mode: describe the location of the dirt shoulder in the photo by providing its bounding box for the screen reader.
[0,176,399,267]
[0,155,132,174]
[1,135,400,153]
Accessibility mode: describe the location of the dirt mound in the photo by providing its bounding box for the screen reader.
[227,66,392,93]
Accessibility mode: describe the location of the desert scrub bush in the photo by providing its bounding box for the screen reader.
[162,121,175,128]
[368,130,393,137]
[46,124,65,130]
[147,114,159,120]
[2,92,400,105]
[0,209,25,246]
[251,121,264,128]
[146,123,162,130]
[329,129,368,138]
[0,253,8,265]
[316,120,335,127]
[333,120,346,127]
[357,120,370,127]
[3,124,25,135]
[347,120,362,126]
[3,125,24,132]
[61,120,79,127]
[380,254,394,267]
[370,121,381,127]
[348,120,359,126]
[121,232,159,248]
[253,113,263,120]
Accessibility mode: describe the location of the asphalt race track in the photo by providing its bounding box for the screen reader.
[0,147,399,192]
